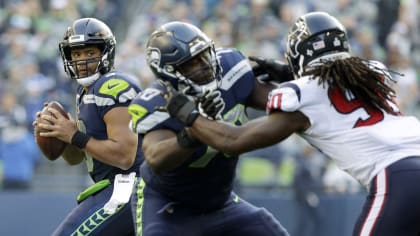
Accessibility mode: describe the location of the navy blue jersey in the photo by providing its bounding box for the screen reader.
[76,71,144,182]
[130,48,255,211]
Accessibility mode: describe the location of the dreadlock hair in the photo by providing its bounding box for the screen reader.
[303,56,399,115]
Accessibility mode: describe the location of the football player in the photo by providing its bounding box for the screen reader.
[128,21,290,236]
[33,18,143,236]
[162,12,420,236]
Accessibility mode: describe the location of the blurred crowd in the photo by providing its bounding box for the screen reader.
[0,0,418,196]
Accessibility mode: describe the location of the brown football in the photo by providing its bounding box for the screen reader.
[35,101,69,161]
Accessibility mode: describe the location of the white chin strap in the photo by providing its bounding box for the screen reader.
[179,79,219,96]
[76,73,101,86]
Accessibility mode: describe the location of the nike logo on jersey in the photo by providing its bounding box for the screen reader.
[107,83,120,89]
[99,78,130,98]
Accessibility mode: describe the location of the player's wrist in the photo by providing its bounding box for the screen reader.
[185,110,199,126]
[168,94,199,126]
[71,130,91,149]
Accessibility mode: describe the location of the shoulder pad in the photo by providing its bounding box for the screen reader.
[267,82,301,112]
[97,73,141,101]
[99,78,130,99]
[128,87,171,134]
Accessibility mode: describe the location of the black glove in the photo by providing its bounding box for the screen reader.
[198,90,225,120]
[158,80,199,126]
[249,56,294,83]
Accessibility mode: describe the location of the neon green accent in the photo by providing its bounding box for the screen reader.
[277,157,296,187]
[222,104,248,125]
[233,195,239,203]
[189,104,248,168]
[70,205,124,236]
[77,179,111,203]
[189,146,219,168]
[136,178,146,236]
[128,104,148,131]
[99,78,129,99]
[86,153,94,173]
[239,157,276,186]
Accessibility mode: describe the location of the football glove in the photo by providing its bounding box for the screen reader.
[157,80,199,126]
[198,89,225,120]
[249,56,294,83]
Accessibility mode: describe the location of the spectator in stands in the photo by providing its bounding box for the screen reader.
[385,5,420,116]
[375,0,400,49]
[0,92,39,190]
[292,145,325,236]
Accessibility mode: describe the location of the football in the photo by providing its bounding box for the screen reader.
[35,101,69,161]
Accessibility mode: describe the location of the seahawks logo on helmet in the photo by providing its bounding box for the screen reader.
[147,47,178,80]
[147,48,161,72]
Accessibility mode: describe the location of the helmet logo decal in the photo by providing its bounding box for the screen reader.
[147,48,161,71]
[189,39,207,54]
[333,37,341,46]
[287,18,309,59]
[313,40,325,50]
[306,49,313,56]
[69,35,85,43]
[146,47,178,79]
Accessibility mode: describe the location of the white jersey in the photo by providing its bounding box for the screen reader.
[267,73,420,187]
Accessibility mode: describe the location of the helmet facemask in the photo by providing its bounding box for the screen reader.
[146,21,222,97]
[60,42,114,86]
[59,18,116,86]
[176,48,220,96]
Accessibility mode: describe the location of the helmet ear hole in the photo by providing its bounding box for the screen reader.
[145,21,221,90]
[99,59,109,74]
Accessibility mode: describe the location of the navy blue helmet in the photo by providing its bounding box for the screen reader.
[286,12,350,78]
[59,18,116,82]
[146,21,221,95]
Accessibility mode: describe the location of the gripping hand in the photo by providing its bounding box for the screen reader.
[198,90,225,120]
[157,80,199,126]
[249,56,294,83]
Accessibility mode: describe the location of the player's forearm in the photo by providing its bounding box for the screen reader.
[143,137,195,174]
[190,117,247,155]
[84,137,137,170]
[249,80,277,109]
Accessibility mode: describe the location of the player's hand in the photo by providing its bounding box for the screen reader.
[198,89,225,120]
[249,56,294,83]
[157,80,199,126]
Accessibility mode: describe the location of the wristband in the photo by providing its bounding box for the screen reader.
[176,128,202,148]
[71,130,91,149]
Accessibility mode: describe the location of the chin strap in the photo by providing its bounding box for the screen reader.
[76,73,101,86]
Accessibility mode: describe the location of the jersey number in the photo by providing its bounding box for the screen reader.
[139,88,161,101]
[188,104,247,168]
[328,86,384,128]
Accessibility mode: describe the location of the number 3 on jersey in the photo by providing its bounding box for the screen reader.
[328,86,384,128]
